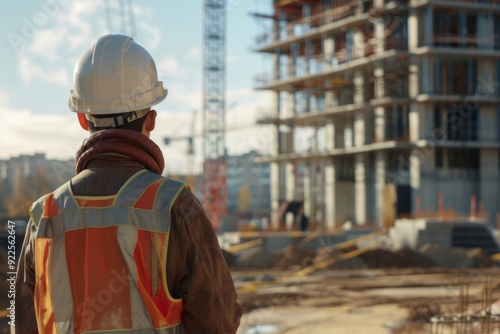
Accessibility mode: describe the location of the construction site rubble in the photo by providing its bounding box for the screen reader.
[228,243,497,270]
[419,243,494,269]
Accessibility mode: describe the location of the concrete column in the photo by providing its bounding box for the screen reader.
[373,0,384,8]
[409,60,419,98]
[305,39,311,75]
[270,91,281,229]
[325,88,334,108]
[353,29,365,59]
[410,149,422,218]
[285,162,296,230]
[375,151,386,226]
[344,117,354,148]
[407,7,419,51]
[336,117,346,148]
[286,91,295,117]
[355,0,363,15]
[480,149,499,226]
[374,15,385,54]
[286,13,293,39]
[355,154,367,224]
[323,35,335,69]
[324,159,336,230]
[374,107,385,143]
[315,163,324,225]
[273,14,279,41]
[374,66,384,98]
[325,118,335,151]
[353,70,365,104]
[270,162,281,230]
[410,103,423,142]
[285,162,296,201]
[273,52,280,81]
[419,145,437,215]
[288,52,295,79]
[354,112,366,146]
[280,91,295,154]
[309,160,318,225]
[303,164,312,218]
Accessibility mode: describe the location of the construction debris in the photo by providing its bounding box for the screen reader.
[419,243,493,268]
[229,242,494,270]
[359,247,435,269]
[236,246,277,268]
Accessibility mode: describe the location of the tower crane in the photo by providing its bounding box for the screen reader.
[104,0,136,37]
[202,0,227,230]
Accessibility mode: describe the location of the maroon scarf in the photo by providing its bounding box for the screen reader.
[75,129,165,175]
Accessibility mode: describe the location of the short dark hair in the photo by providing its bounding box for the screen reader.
[87,110,149,133]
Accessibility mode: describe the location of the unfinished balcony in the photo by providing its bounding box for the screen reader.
[253,0,372,52]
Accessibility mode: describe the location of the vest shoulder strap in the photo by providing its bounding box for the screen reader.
[114,170,185,212]
[29,181,73,226]
[29,170,186,225]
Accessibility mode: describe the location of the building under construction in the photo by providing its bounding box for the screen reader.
[254,0,500,229]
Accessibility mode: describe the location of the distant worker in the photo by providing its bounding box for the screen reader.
[295,206,309,232]
[14,34,242,333]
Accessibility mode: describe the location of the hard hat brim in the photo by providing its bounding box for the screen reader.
[68,82,168,115]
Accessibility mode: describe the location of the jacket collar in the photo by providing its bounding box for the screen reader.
[75,129,165,174]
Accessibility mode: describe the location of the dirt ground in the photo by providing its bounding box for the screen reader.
[233,267,500,334]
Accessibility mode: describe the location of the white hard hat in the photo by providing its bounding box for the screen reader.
[68,34,167,115]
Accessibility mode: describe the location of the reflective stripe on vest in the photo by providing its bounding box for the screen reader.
[29,170,185,334]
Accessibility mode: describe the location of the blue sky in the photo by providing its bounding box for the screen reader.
[0,0,274,174]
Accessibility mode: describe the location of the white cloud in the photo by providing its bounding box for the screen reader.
[228,54,239,62]
[137,21,162,50]
[225,89,274,155]
[165,81,203,111]
[157,56,186,77]
[28,29,66,62]
[13,1,102,88]
[0,91,11,107]
[0,103,196,175]
[186,47,201,61]
[18,51,70,86]
[0,87,273,174]
[0,106,86,160]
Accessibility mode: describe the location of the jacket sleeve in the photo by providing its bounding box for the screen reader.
[169,189,242,334]
[13,219,38,334]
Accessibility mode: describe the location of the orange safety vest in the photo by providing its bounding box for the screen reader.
[29,170,185,333]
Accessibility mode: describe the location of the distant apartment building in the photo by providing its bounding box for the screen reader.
[254,0,500,228]
[0,153,75,197]
[226,151,271,217]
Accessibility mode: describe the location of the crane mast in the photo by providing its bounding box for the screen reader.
[202,0,227,229]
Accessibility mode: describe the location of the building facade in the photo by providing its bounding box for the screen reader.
[0,154,75,218]
[226,151,271,217]
[255,0,500,228]
[0,154,75,194]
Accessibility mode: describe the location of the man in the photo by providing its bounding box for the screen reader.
[15,34,242,333]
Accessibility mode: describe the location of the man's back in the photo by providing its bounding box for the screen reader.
[15,129,242,333]
[15,34,242,334]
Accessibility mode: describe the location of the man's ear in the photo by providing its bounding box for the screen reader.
[144,110,157,132]
[77,113,89,131]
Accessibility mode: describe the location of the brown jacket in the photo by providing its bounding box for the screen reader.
[15,129,242,333]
